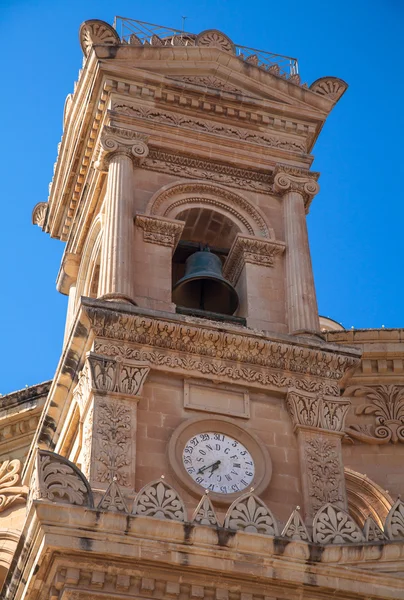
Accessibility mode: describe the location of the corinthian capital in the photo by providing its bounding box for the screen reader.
[95,125,149,170]
[286,388,350,433]
[274,165,320,210]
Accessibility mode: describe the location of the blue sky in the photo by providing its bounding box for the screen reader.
[1,0,403,394]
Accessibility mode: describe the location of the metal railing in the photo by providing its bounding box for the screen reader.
[113,16,299,77]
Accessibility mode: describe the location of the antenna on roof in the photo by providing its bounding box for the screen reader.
[181,16,187,32]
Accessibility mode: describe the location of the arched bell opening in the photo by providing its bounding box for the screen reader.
[172,208,242,320]
[345,467,393,528]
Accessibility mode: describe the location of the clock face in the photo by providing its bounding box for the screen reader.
[182,432,255,494]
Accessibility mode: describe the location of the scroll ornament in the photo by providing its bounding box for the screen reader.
[0,460,28,513]
[345,385,404,444]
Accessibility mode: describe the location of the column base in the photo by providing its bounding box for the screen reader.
[98,293,138,306]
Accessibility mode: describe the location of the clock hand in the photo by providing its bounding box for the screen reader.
[208,462,220,478]
[197,460,221,475]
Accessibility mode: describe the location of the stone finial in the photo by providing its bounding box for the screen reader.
[224,492,279,536]
[32,202,48,228]
[132,480,186,521]
[312,504,364,544]
[310,77,348,103]
[195,30,235,54]
[79,19,120,57]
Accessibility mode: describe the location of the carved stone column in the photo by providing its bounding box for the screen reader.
[73,353,150,492]
[274,165,320,334]
[223,233,285,331]
[97,126,149,304]
[134,214,184,312]
[286,388,351,520]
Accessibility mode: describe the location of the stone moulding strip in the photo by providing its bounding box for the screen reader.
[82,301,361,388]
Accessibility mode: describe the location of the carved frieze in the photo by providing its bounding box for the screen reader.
[142,149,273,193]
[135,214,184,249]
[223,234,285,285]
[345,385,404,444]
[0,460,28,513]
[112,102,306,153]
[169,75,244,94]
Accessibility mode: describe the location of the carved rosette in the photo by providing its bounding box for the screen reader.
[96,125,149,171]
[286,389,351,433]
[274,165,320,211]
[223,233,285,285]
[79,19,120,57]
[0,460,28,513]
[135,214,185,250]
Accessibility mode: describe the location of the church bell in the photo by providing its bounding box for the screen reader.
[172,248,239,315]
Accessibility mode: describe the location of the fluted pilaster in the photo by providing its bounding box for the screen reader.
[274,165,320,334]
[97,126,149,304]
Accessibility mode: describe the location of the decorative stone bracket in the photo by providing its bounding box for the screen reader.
[286,388,351,433]
[135,214,185,251]
[223,233,285,286]
[95,125,149,171]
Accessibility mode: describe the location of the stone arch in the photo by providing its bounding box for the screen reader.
[145,180,273,240]
[76,215,103,303]
[345,467,393,528]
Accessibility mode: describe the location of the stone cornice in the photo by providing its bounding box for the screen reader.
[81,299,360,391]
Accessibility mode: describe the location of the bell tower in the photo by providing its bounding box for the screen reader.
[10,15,404,600]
